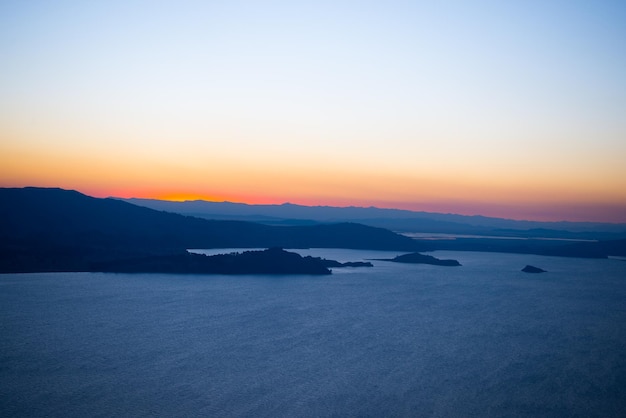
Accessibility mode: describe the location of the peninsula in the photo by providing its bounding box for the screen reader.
[93,248,338,275]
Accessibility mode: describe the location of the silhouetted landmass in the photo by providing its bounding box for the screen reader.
[407,237,626,258]
[522,265,547,273]
[2,187,625,274]
[0,188,418,273]
[123,198,626,240]
[597,239,626,257]
[93,248,333,275]
[375,252,461,266]
[92,248,372,275]
[320,260,373,268]
[119,197,626,257]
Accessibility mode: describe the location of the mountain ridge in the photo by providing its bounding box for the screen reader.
[2,187,625,274]
[121,197,626,239]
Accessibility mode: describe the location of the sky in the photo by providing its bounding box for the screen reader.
[1,0,625,222]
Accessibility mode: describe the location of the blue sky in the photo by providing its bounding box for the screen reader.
[1,0,625,221]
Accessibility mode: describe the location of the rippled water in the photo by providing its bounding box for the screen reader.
[1,250,625,417]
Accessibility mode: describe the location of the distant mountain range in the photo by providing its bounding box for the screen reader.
[122,198,626,240]
[1,187,625,273]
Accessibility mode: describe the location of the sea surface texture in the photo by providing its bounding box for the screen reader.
[1,250,625,417]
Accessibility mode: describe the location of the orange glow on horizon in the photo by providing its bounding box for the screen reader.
[1,143,625,223]
[2,1,626,224]
[78,186,626,223]
[2,173,625,222]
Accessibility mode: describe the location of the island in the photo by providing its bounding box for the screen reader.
[374,252,461,266]
[521,265,547,273]
[320,260,374,268]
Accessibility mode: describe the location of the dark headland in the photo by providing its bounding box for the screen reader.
[0,187,411,274]
[93,248,338,275]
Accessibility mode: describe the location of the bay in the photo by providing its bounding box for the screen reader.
[1,250,625,417]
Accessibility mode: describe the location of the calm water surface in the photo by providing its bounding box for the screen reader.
[1,250,625,417]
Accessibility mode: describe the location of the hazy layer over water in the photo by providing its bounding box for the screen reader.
[1,250,625,417]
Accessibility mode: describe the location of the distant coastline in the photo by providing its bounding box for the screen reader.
[400,232,599,242]
[123,197,626,241]
[1,187,625,274]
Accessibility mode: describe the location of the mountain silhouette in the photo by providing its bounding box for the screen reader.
[123,198,626,240]
[0,187,420,273]
[2,187,624,273]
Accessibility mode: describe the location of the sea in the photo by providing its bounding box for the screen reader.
[1,249,625,417]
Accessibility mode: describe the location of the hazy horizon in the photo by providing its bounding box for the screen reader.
[150,200,626,225]
[2,1,625,222]
[5,184,626,225]
[120,192,626,224]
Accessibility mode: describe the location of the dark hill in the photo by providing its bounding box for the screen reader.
[93,248,333,275]
[0,187,419,273]
[375,252,461,266]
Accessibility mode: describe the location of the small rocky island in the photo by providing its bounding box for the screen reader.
[375,252,461,266]
[92,248,371,275]
[522,265,547,273]
[321,260,374,268]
